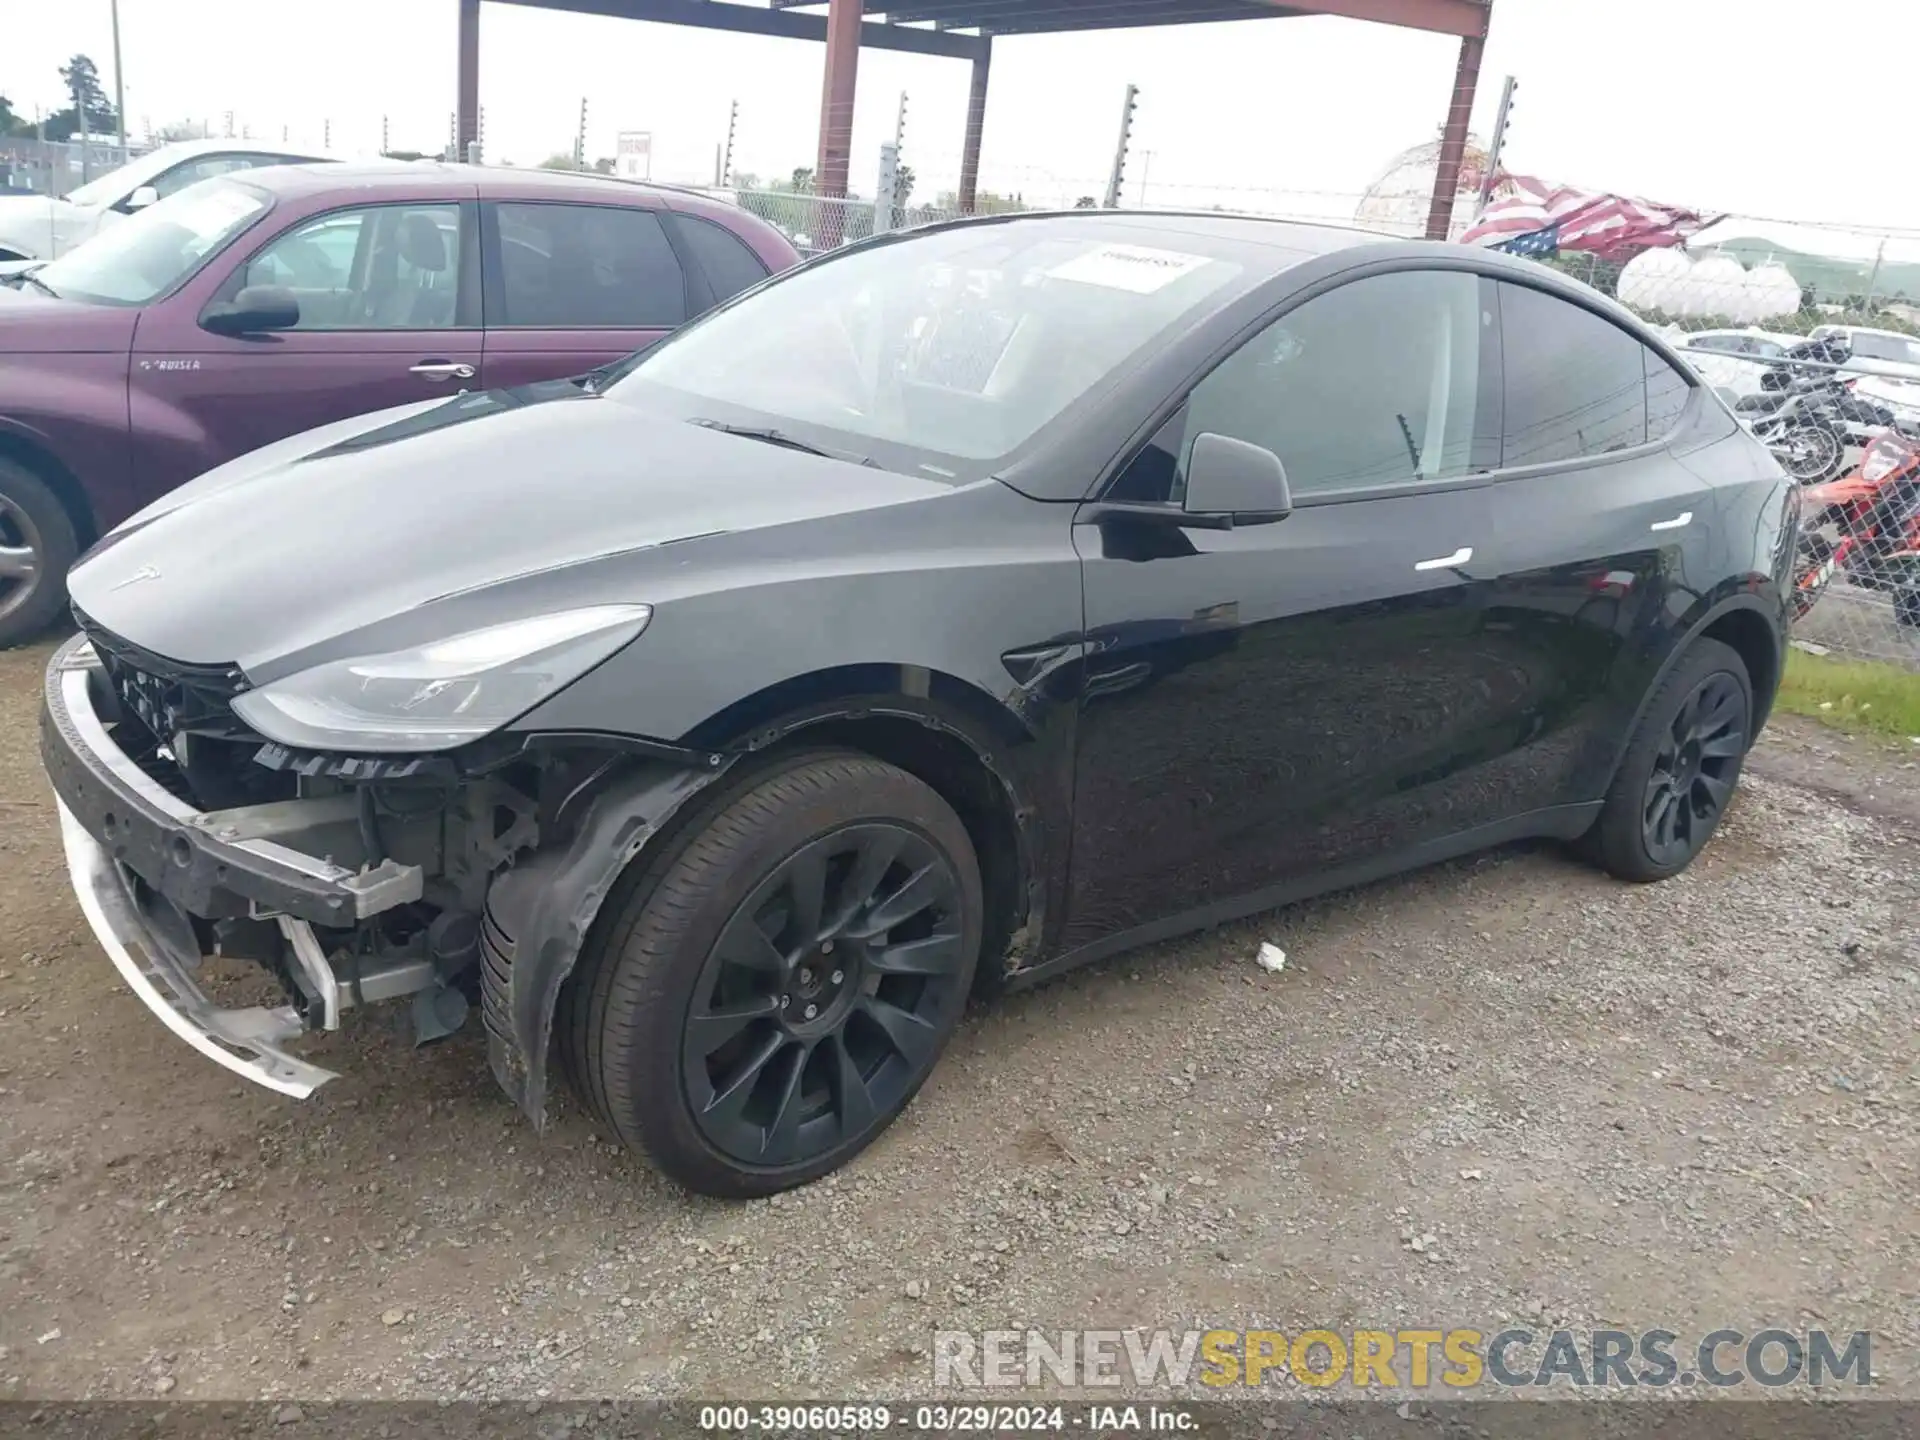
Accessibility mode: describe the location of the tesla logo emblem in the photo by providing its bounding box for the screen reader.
[111,564,162,590]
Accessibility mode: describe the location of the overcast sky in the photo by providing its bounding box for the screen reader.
[7,0,1918,235]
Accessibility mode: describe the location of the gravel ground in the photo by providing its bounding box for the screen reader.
[2,633,1918,1406]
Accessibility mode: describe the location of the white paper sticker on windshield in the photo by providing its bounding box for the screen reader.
[1046,243,1213,294]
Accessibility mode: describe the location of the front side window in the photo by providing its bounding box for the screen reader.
[606,224,1249,477]
[1499,282,1650,466]
[495,203,687,328]
[32,177,268,306]
[238,204,461,329]
[1170,269,1500,499]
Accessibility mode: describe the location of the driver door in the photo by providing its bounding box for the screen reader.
[131,198,483,494]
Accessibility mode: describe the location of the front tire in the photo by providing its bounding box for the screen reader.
[0,457,79,649]
[561,752,983,1198]
[1584,638,1752,883]
[1779,423,1844,484]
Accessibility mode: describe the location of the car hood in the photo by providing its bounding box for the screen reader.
[70,385,954,674]
[0,281,138,351]
[0,194,64,249]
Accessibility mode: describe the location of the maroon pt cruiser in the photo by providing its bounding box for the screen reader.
[0,162,799,645]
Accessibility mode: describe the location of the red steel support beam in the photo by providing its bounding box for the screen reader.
[1423,25,1484,240]
[1259,0,1489,39]
[456,0,481,157]
[957,36,992,214]
[814,0,863,200]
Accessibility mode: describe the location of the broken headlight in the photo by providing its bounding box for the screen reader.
[229,605,653,753]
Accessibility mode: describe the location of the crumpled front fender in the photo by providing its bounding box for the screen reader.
[480,756,734,1127]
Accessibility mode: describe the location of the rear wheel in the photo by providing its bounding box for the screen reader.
[560,752,982,1198]
[0,458,79,649]
[1780,423,1844,484]
[1583,638,1752,883]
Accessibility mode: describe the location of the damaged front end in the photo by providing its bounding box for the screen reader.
[40,624,730,1118]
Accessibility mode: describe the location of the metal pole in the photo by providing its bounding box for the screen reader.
[1103,83,1138,210]
[721,98,737,186]
[110,0,127,159]
[956,38,990,215]
[1424,31,1485,241]
[1474,75,1516,216]
[814,0,862,200]
[456,0,480,160]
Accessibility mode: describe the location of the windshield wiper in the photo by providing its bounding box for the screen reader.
[687,418,875,466]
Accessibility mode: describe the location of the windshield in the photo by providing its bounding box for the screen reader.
[605,224,1246,477]
[1849,332,1920,366]
[33,178,269,306]
[60,152,162,208]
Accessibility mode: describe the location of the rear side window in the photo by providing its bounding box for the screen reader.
[1646,352,1692,438]
[1498,282,1648,466]
[669,213,771,303]
[494,202,687,328]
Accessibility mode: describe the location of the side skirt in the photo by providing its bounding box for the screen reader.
[1007,801,1602,991]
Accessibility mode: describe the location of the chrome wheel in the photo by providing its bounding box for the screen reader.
[0,493,45,630]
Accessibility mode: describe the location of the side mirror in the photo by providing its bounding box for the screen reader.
[1183,432,1293,524]
[201,285,301,337]
[123,184,160,212]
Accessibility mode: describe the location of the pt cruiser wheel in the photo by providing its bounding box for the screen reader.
[1585,637,1752,883]
[561,753,982,1197]
[0,458,79,649]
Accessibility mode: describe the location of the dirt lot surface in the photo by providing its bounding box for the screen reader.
[2,633,1918,1405]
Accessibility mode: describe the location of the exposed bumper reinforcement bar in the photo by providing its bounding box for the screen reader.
[57,800,339,1098]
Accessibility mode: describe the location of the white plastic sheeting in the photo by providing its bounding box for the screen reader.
[1616,248,1802,322]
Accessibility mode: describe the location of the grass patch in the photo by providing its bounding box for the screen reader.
[1777,648,1920,738]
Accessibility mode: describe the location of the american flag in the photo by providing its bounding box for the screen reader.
[1459,173,1710,262]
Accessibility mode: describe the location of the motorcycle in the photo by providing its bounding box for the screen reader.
[1738,373,1855,484]
[1791,425,1920,627]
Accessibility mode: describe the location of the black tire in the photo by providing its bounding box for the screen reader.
[560,752,983,1198]
[1583,638,1753,884]
[0,457,80,649]
[1896,586,1920,629]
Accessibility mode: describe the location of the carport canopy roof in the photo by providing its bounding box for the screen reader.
[481,0,1493,59]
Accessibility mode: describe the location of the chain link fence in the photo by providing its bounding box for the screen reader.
[0,137,142,198]
[1516,231,1920,674]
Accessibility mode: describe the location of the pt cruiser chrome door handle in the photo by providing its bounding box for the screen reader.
[1649,511,1693,532]
[1414,546,1473,572]
[410,361,475,381]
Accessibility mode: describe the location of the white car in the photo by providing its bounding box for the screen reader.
[1672,327,1801,403]
[0,139,341,261]
[1812,325,1920,423]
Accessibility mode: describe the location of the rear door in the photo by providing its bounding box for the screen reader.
[479,199,691,386]
[1481,280,1716,809]
[131,197,482,490]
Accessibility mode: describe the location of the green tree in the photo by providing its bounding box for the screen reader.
[0,95,33,138]
[538,153,583,171]
[789,166,814,193]
[591,156,616,175]
[1074,195,1098,208]
[44,53,117,141]
[894,163,915,208]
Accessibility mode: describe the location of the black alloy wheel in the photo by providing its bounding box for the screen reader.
[683,822,971,1167]
[1639,671,1746,871]
[1583,637,1752,883]
[559,752,983,1198]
